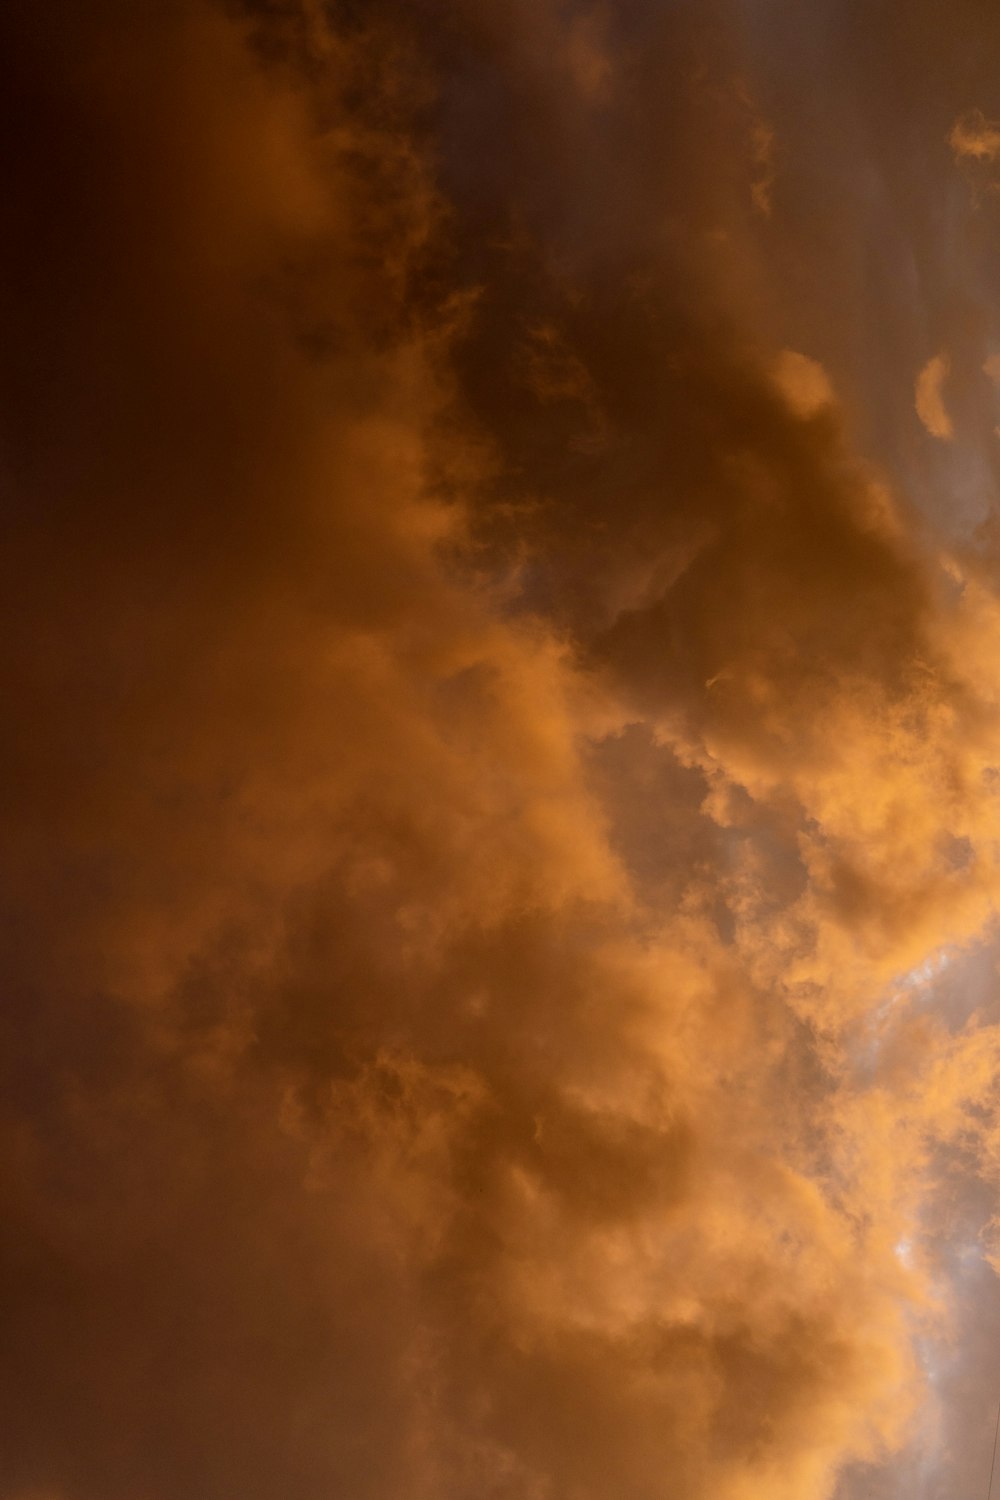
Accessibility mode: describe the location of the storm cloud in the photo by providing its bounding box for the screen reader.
[4,4,1000,1500]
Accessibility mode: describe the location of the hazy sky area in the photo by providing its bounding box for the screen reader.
[8,3,1000,1498]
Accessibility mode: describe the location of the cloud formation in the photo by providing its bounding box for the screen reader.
[916,354,955,439]
[4,4,1000,1500]
[950,108,1000,163]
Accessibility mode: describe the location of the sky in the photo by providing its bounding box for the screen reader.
[6,2,1000,1498]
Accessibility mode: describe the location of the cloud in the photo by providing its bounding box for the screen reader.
[949,108,1000,163]
[565,8,613,104]
[4,5,1000,1500]
[916,353,954,439]
[739,89,778,217]
[750,118,777,215]
[772,350,835,417]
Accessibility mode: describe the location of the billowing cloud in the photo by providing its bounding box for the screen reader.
[4,5,1000,1500]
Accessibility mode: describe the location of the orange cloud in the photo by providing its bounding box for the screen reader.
[4,6,1000,1500]
[916,353,954,439]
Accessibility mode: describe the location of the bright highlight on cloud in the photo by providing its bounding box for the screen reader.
[773,349,835,417]
[915,353,954,439]
[4,5,1000,1500]
[950,108,1000,162]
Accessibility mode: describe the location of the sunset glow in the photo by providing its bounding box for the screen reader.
[5,4,1000,1500]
